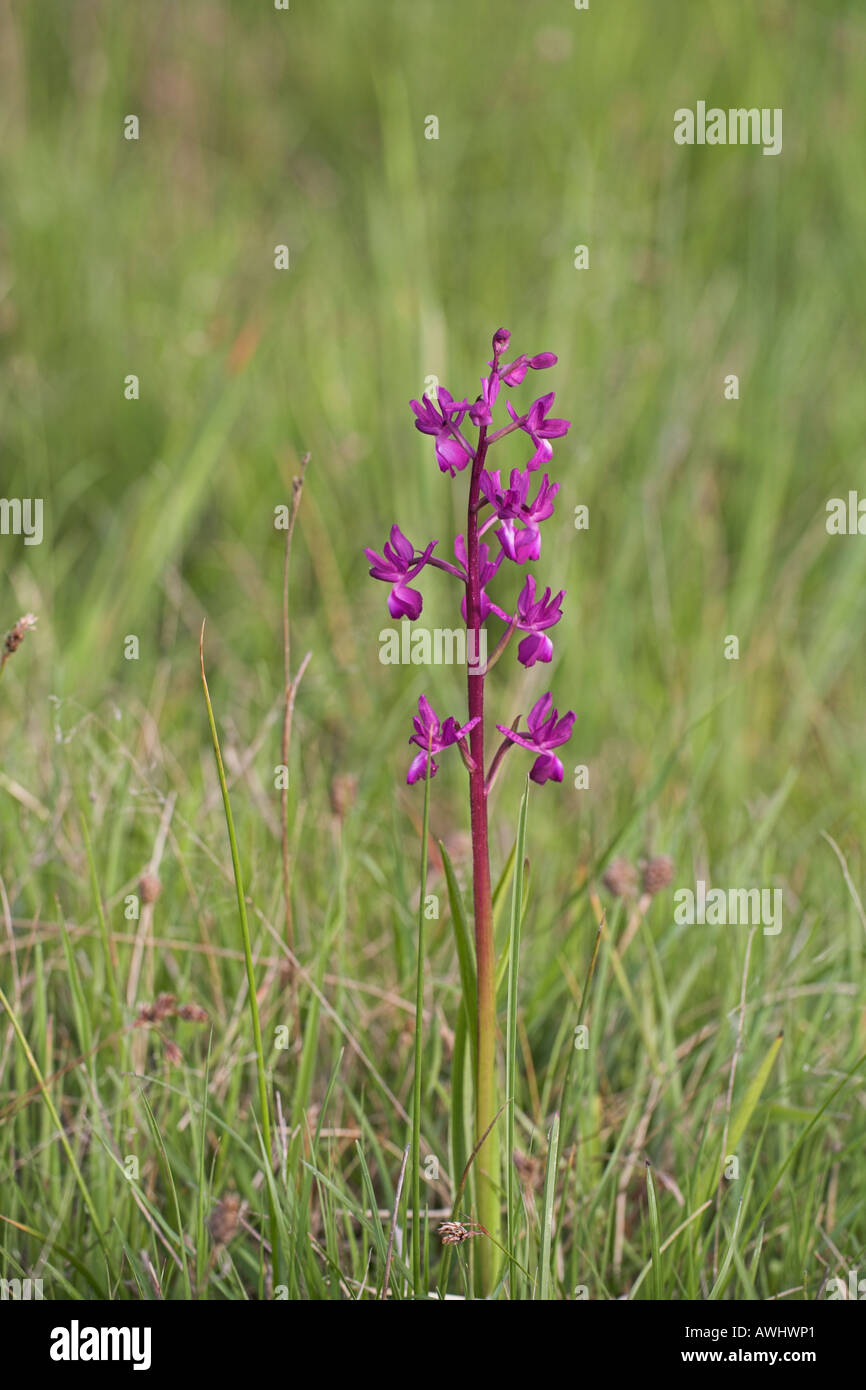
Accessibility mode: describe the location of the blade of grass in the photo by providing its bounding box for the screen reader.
[505,780,529,1291]
[708,1197,745,1300]
[539,1112,560,1301]
[75,793,122,1035]
[199,623,277,1269]
[0,984,113,1276]
[694,1031,783,1210]
[645,1160,663,1300]
[440,839,477,1075]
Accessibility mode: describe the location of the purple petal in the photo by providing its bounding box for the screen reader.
[500,357,529,386]
[389,525,414,563]
[538,418,570,439]
[526,438,554,470]
[528,692,554,731]
[529,752,563,785]
[388,584,423,620]
[494,725,540,754]
[416,693,438,733]
[497,521,541,564]
[407,752,438,785]
[435,435,471,476]
[552,710,577,744]
[518,632,553,667]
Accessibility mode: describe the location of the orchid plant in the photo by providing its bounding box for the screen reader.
[365,329,574,1295]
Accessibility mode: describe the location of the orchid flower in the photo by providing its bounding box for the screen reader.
[496,692,576,784]
[407,694,480,785]
[365,526,436,620]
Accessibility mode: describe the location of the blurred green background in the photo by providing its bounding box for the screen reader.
[1,0,866,1299]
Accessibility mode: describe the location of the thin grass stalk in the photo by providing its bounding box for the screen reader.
[76,796,123,1035]
[505,780,529,1287]
[539,1112,560,1300]
[0,983,113,1273]
[280,452,310,975]
[200,624,278,1267]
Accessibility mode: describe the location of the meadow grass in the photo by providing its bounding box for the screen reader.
[1,0,866,1300]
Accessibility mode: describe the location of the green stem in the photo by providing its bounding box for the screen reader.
[466,421,502,1295]
[410,735,434,1294]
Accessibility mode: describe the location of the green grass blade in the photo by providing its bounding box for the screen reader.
[539,1112,560,1301]
[646,1160,663,1300]
[440,839,478,1075]
[505,780,529,1290]
[199,624,277,1267]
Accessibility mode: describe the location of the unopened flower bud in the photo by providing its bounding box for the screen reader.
[492,327,511,356]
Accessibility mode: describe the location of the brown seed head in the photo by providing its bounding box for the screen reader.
[329,773,358,822]
[438,1221,473,1246]
[602,857,639,899]
[177,1002,209,1023]
[3,612,37,658]
[153,993,176,1021]
[138,873,162,905]
[209,1193,242,1246]
[642,855,674,897]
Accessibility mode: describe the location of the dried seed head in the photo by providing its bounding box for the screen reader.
[163,1038,183,1066]
[3,612,37,658]
[134,1002,156,1026]
[513,1150,545,1191]
[153,993,176,1021]
[138,873,162,905]
[642,855,674,897]
[177,1002,209,1023]
[209,1193,242,1246]
[329,773,358,822]
[602,857,639,899]
[438,1221,473,1246]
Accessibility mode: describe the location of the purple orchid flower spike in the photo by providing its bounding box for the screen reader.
[496,692,575,784]
[407,694,480,785]
[410,388,473,476]
[514,575,565,667]
[365,526,436,620]
[368,329,574,1295]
